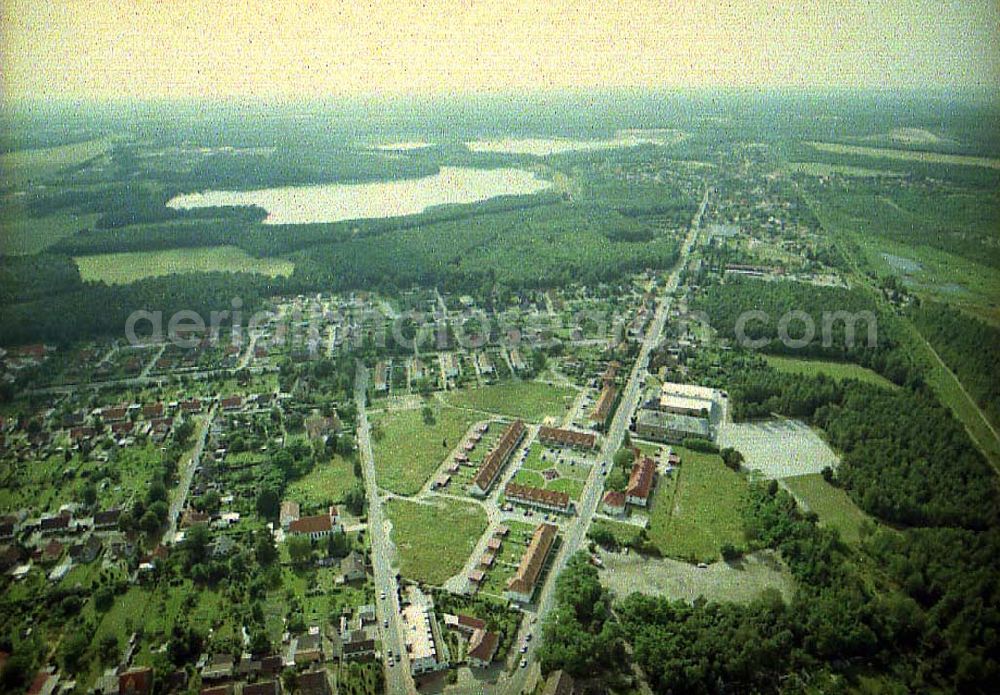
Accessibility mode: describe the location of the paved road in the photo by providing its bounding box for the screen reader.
[355,366,416,695]
[494,187,710,694]
[163,403,216,543]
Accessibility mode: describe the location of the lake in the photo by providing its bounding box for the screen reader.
[165,166,551,225]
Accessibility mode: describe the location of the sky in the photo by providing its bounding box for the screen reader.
[1,0,998,101]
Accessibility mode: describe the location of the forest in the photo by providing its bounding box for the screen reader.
[691,275,915,384]
[911,300,1000,428]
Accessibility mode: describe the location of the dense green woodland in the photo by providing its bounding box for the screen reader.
[692,276,914,384]
[912,301,1000,428]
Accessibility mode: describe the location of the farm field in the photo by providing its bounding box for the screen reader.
[782,473,873,545]
[806,141,1000,169]
[0,204,101,255]
[764,355,897,389]
[385,497,487,585]
[371,405,477,495]
[0,137,110,185]
[285,454,359,508]
[73,246,295,284]
[647,447,748,563]
[443,380,577,422]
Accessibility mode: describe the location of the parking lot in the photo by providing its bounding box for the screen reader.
[717,418,840,479]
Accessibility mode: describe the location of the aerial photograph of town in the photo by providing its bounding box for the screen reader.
[0,1,998,693]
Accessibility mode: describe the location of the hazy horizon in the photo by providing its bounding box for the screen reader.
[2,0,998,103]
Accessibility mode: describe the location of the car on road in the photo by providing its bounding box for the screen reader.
[380,590,386,600]
[697,562,709,569]
[525,632,532,642]
[519,644,527,653]
[383,618,389,628]
[520,658,528,669]
[388,657,394,667]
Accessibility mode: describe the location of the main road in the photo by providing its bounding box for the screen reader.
[355,366,416,695]
[495,186,709,694]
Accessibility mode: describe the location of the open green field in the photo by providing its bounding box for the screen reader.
[386,498,487,585]
[765,355,897,389]
[782,473,873,545]
[371,405,477,495]
[444,380,576,422]
[784,161,903,178]
[0,203,101,255]
[74,246,294,284]
[0,138,110,185]
[285,454,359,509]
[648,447,748,563]
[807,141,1000,170]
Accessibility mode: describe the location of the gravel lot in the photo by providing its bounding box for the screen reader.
[718,418,839,479]
[597,548,793,603]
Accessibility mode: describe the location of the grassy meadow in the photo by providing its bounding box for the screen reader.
[765,355,897,389]
[371,405,477,495]
[444,380,577,422]
[74,246,294,284]
[647,447,748,563]
[782,473,873,545]
[386,498,487,585]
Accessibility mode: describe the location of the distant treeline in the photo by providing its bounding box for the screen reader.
[1,196,682,346]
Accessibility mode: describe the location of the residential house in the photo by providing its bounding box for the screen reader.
[471,420,526,496]
[293,632,323,665]
[295,671,329,695]
[118,667,154,695]
[591,384,618,425]
[601,491,627,517]
[503,482,570,514]
[467,629,499,668]
[537,426,596,450]
[505,523,558,604]
[93,508,122,531]
[340,551,365,583]
[339,629,375,662]
[625,457,657,507]
[242,681,280,695]
[542,669,576,695]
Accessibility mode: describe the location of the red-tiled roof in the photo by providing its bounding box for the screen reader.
[119,667,154,695]
[602,490,626,508]
[504,482,570,511]
[468,629,499,664]
[592,384,618,421]
[538,426,596,449]
[507,523,557,596]
[288,514,333,535]
[626,457,656,501]
[458,614,486,631]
